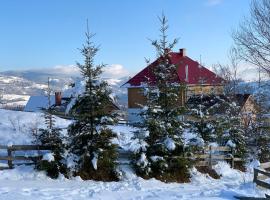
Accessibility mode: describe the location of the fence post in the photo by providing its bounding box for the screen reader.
[231,147,234,169]
[253,168,258,183]
[209,145,212,168]
[7,147,13,169]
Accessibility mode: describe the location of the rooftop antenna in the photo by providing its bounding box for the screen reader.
[199,54,202,68]
[199,54,203,119]
[47,77,51,108]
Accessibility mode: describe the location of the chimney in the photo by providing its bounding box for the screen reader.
[179,48,187,57]
[55,92,62,106]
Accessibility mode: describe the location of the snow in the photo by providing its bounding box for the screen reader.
[164,137,176,151]
[1,94,29,106]
[226,140,236,148]
[24,96,55,112]
[42,153,55,162]
[150,155,164,162]
[0,109,70,145]
[91,152,98,170]
[247,159,261,170]
[137,153,148,168]
[65,79,85,114]
[0,109,268,199]
[0,163,266,199]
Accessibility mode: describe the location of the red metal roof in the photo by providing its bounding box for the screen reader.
[124,52,225,87]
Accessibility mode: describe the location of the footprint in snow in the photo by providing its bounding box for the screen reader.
[0,187,10,194]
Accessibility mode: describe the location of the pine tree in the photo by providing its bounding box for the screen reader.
[133,14,190,183]
[214,95,247,162]
[253,82,270,163]
[187,94,217,145]
[68,24,119,181]
[36,78,66,179]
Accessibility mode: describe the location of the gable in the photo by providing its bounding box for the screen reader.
[24,96,55,112]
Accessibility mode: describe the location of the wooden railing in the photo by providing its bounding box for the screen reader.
[254,162,270,189]
[0,145,51,169]
[0,145,242,170]
[118,146,242,168]
[195,146,242,168]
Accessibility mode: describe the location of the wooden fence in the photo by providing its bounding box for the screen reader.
[118,146,242,168]
[0,145,242,170]
[253,162,270,189]
[195,146,242,168]
[0,145,51,169]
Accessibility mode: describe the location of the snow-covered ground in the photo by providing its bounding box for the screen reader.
[0,162,267,200]
[0,109,269,199]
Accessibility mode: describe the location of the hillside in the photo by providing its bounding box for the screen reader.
[0,68,129,108]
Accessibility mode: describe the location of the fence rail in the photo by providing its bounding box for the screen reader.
[118,146,242,168]
[0,145,242,170]
[253,162,270,189]
[0,145,51,169]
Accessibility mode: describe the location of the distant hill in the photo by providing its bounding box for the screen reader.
[0,67,129,108]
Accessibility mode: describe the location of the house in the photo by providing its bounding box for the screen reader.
[122,48,225,123]
[25,79,120,119]
[24,95,57,112]
[186,93,258,126]
[24,92,70,113]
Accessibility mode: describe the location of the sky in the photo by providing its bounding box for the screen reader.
[0,0,251,77]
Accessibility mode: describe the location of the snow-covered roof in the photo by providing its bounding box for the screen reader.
[24,96,55,112]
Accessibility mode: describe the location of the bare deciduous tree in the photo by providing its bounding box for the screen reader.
[213,47,241,94]
[232,0,270,76]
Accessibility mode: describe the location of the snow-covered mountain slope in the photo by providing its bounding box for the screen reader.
[0,74,47,106]
[0,68,129,108]
[0,109,70,145]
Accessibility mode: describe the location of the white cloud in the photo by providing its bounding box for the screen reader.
[239,67,269,82]
[206,0,223,6]
[52,65,79,75]
[103,64,130,78]
[7,64,131,80]
[41,64,130,79]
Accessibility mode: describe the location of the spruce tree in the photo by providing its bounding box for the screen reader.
[68,25,119,181]
[187,94,217,145]
[36,78,66,179]
[133,14,190,183]
[253,86,270,163]
[214,95,247,163]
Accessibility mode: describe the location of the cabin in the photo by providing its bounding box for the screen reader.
[24,92,71,114]
[24,93,67,113]
[122,48,225,123]
[25,86,119,119]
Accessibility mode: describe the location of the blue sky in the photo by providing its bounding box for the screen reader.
[0,0,251,75]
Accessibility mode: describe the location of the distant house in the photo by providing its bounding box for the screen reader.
[24,93,70,113]
[186,93,258,127]
[25,81,120,119]
[24,95,56,112]
[122,48,225,123]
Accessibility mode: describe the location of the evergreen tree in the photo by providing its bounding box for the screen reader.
[133,14,190,183]
[187,94,217,145]
[36,78,67,179]
[68,24,119,181]
[188,94,247,167]
[253,85,270,163]
[214,95,247,161]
